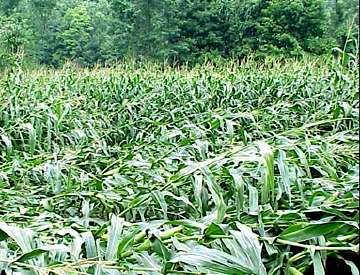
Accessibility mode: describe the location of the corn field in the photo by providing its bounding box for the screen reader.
[0,58,359,274]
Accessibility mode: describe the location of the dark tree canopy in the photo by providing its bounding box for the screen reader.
[0,0,358,68]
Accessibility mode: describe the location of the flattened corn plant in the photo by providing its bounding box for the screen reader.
[0,57,358,274]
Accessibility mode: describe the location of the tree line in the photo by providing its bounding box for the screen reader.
[0,0,358,68]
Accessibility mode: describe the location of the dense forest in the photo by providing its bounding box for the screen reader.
[0,0,358,68]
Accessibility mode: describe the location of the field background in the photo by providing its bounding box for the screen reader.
[0,57,359,274]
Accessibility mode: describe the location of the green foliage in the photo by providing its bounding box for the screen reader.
[0,0,21,15]
[103,0,136,61]
[229,0,332,57]
[0,13,32,69]
[0,0,358,67]
[328,0,359,53]
[58,5,94,66]
[0,57,358,274]
[165,0,231,63]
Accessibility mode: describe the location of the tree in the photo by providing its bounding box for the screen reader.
[229,0,332,57]
[0,13,32,68]
[0,0,357,68]
[0,0,21,15]
[103,0,136,61]
[328,0,359,54]
[165,0,232,64]
[132,0,168,59]
[58,4,94,65]
[25,0,57,65]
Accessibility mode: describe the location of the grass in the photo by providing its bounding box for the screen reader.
[0,57,359,274]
